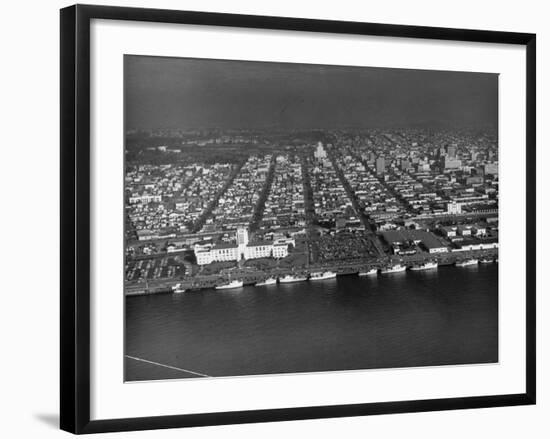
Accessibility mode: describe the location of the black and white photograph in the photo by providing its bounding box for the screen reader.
[1,0,544,436]
[124,56,499,382]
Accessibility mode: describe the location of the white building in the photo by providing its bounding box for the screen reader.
[314,142,327,160]
[272,243,289,259]
[236,227,249,257]
[457,225,472,236]
[195,249,214,265]
[441,226,457,238]
[428,246,449,254]
[244,243,273,259]
[210,244,239,262]
[129,194,162,204]
[194,227,291,265]
[452,241,499,252]
[484,163,498,175]
[472,225,487,236]
[447,201,462,214]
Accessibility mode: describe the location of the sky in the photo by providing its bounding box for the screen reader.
[125,55,498,130]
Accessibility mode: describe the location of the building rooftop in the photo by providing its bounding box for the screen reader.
[212,243,238,250]
[246,241,272,247]
[382,229,447,249]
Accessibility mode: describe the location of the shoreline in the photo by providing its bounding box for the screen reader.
[125,248,498,296]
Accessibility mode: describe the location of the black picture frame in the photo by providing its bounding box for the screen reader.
[60,4,536,434]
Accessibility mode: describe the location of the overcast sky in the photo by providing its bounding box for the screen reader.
[125,55,498,130]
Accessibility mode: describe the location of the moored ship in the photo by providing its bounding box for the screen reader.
[215,279,244,290]
[255,277,277,286]
[309,271,337,281]
[479,258,494,264]
[456,259,478,267]
[410,261,438,271]
[358,268,378,276]
[171,283,186,294]
[380,264,406,274]
[279,274,308,283]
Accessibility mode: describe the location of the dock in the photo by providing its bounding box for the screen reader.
[125,247,498,296]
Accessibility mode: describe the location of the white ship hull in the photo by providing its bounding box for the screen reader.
[309,271,337,280]
[456,259,478,267]
[215,280,244,289]
[256,277,277,286]
[410,262,438,271]
[381,265,406,274]
[171,284,186,293]
[359,269,378,276]
[279,275,308,283]
[479,258,494,264]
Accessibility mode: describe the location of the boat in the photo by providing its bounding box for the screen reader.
[456,259,478,267]
[255,277,277,286]
[480,258,494,264]
[215,279,244,290]
[279,274,308,283]
[380,264,406,274]
[171,283,186,294]
[410,261,438,271]
[309,271,337,280]
[358,268,378,276]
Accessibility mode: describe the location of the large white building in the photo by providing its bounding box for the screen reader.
[314,142,327,160]
[451,241,499,252]
[272,243,289,259]
[244,243,273,259]
[194,227,293,265]
[128,193,162,204]
[447,201,462,214]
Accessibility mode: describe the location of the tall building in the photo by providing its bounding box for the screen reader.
[314,142,327,160]
[376,156,385,175]
[447,201,462,214]
[236,227,249,258]
[447,145,457,158]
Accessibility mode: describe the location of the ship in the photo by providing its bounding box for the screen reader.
[309,271,337,281]
[171,283,186,294]
[215,279,244,290]
[479,258,494,264]
[410,261,438,271]
[255,277,277,286]
[279,274,308,283]
[380,264,406,274]
[358,268,378,276]
[456,259,478,267]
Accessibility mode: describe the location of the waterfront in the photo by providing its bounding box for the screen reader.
[125,263,498,381]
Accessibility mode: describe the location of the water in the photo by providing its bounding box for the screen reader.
[125,264,498,381]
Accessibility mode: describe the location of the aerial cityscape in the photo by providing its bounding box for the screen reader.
[124,56,498,381]
[125,127,498,294]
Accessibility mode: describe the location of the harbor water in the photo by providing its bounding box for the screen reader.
[125,263,498,381]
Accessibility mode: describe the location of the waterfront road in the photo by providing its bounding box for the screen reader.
[125,248,498,295]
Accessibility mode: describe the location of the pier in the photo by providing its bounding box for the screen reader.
[125,247,498,296]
